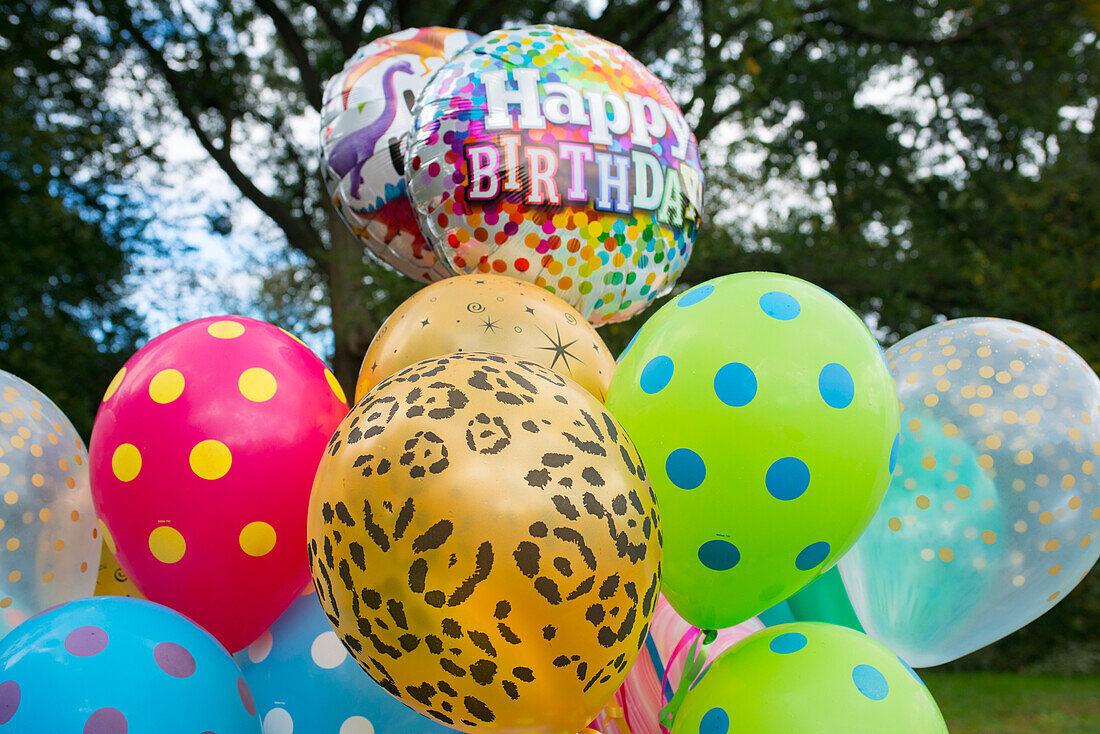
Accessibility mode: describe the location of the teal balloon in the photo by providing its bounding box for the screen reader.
[784,566,863,631]
[670,623,947,734]
[840,318,1100,667]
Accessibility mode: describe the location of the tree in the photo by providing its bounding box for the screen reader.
[0,1,147,437]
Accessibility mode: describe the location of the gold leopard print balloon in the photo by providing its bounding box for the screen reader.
[308,352,661,734]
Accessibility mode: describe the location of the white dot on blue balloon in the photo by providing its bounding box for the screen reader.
[714,362,757,407]
[759,291,800,320]
[795,541,830,571]
[678,283,715,307]
[769,632,807,654]
[765,457,810,501]
[818,363,855,409]
[699,707,729,734]
[666,448,706,490]
[640,355,674,394]
[852,664,889,701]
[889,434,901,474]
[698,539,740,571]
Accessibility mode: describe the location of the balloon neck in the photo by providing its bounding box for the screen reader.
[658,628,715,732]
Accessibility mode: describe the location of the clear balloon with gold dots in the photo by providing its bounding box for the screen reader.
[840,317,1100,667]
[0,370,101,635]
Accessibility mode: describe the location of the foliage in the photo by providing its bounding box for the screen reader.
[0,1,147,437]
[922,672,1100,733]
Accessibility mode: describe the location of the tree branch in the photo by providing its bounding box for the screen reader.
[109,5,325,259]
[253,0,324,109]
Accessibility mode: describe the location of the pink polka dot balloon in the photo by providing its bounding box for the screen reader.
[89,316,348,652]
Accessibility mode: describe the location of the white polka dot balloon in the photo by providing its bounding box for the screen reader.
[236,587,457,734]
[0,370,100,637]
[840,317,1100,667]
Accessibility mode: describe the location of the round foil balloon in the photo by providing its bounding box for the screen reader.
[671,623,947,734]
[356,274,616,402]
[321,27,480,282]
[601,595,763,734]
[606,273,899,630]
[308,352,661,734]
[840,318,1100,667]
[0,596,259,732]
[237,587,457,734]
[405,24,704,325]
[89,316,348,652]
[0,371,100,636]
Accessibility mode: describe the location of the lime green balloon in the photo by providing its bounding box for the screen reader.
[607,272,899,629]
[671,623,947,734]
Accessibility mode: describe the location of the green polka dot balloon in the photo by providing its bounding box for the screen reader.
[607,272,899,629]
[671,623,947,734]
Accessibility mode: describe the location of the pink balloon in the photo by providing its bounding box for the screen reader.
[594,596,764,734]
[89,316,348,651]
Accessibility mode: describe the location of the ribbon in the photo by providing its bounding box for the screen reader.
[658,628,716,732]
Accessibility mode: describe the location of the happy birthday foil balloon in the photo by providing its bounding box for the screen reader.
[404,25,704,325]
[89,316,348,652]
[356,274,616,402]
[840,318,1100,667]
[0,371,100,635]
[321,27,480,282]
[308,352,661,734]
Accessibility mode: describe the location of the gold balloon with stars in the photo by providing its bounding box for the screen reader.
[310,352,661,734]
[355,274,616,403]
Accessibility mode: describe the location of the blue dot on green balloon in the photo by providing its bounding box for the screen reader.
[698,539,740,571]
[640,355,673,394]
[852,664,889,701]
[666,448,706,489]
[714,362,757,407]
[889,433,901,474]
[699,707,729,734]
[769,632,807,654]
[818,363,855,408]
[678,283,714,307]
[759,291,800,320]
[795,541,830,570]
[765,457,810,501]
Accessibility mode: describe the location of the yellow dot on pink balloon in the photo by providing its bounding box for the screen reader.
[149,526,186,563]
[39,509,50,522]
[103,367,127,402]
[53,539,64,551]
[239,521,277,557]
[112,444,142,482]
[189,440,232,480]
[149,369,185,404]
[239,368,277,402]
[208,320,245,339]
[324,369,347,405]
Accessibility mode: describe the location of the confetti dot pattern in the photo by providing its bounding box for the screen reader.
[89,316,349,652]
[405,25,704,326]
[841,317,1100,668]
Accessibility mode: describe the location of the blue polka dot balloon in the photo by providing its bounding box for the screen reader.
[0,596,259,732]
[670,623,947,733]
[236,588,457,734]
[607,272,900,630]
